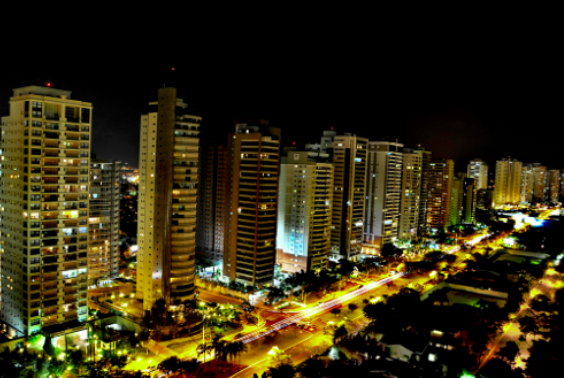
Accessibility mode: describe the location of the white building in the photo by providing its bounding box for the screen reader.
[467,158,488,190]
[276,151,333,273]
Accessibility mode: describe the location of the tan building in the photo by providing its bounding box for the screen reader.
[0,86,91,336]
[89,159,120,283]
[494,158,522,208]
[276,151,333,274]
[426,159,454,230]
[223,122,281,286]
[136,88,200,310]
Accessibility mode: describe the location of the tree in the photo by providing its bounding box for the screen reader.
[267,363,296,378]
[267,346,291,367]
[518,315,540,344]
[298,357,324,378]
[497,341,519,365]
[330,308,341,317]
[158,356,181,375]
[380,243,403,263]
[526,339,560,378]
[42,336,56,358]
[267,287,286,305]
[333,325,348,344]
[479,358,520,378]
[347,303,358,314]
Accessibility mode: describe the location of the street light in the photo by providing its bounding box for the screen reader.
[202,314,207,364]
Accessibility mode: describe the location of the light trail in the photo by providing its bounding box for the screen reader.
[234,272,406,344]
[445,233,492,254]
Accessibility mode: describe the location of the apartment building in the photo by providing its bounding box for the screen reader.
[0,86,91,336]
[137,88,200,310]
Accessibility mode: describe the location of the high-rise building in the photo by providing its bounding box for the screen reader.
[426,158,454,230]
[467,158,489,190]
[520,164,534,204]
[196,145,226,263]
[477,188,494,210]
[0,86,91,336]
[223,122,281,286]
[398,149,423,242]
[415,148,432,235]
[363,141,403,247]
[494,158,522,208]
[449,174,477,226]
[137,88,200,310]
[276,151,333,274]
[89,159,120,283]
[548,169,560,203]
[328,134,368,261]
[532,164,547,203]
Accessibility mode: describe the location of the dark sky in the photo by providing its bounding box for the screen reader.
[2,19,561,172]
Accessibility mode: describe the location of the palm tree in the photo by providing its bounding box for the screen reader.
[333,325,348,344]
[233,341,248,364]
[211,333,227,362]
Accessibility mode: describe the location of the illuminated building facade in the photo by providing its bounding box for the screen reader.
[276,151,333,274]
[467,158,488,190]
[520,164,534,205]
[223,122,281,285]
[426,158,454,230]
[89,159,120,283]
[416,148,432,234]
[398,149,422,242]
[494,158,522,208]
[137,88,200,310]
[329,134,368,261]
[0,86,91,336]
[363,141,403,247]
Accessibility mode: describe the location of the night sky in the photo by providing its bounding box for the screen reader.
[2,21,561,173]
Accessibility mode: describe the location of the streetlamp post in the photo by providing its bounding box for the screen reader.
[202,314,206,364]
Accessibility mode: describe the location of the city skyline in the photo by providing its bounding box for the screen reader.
[1,37,561,171]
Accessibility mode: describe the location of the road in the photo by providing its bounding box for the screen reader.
[234,272,405,345]
[125,230,502,375]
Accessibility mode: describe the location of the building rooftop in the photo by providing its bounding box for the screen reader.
[13,85,72,99]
